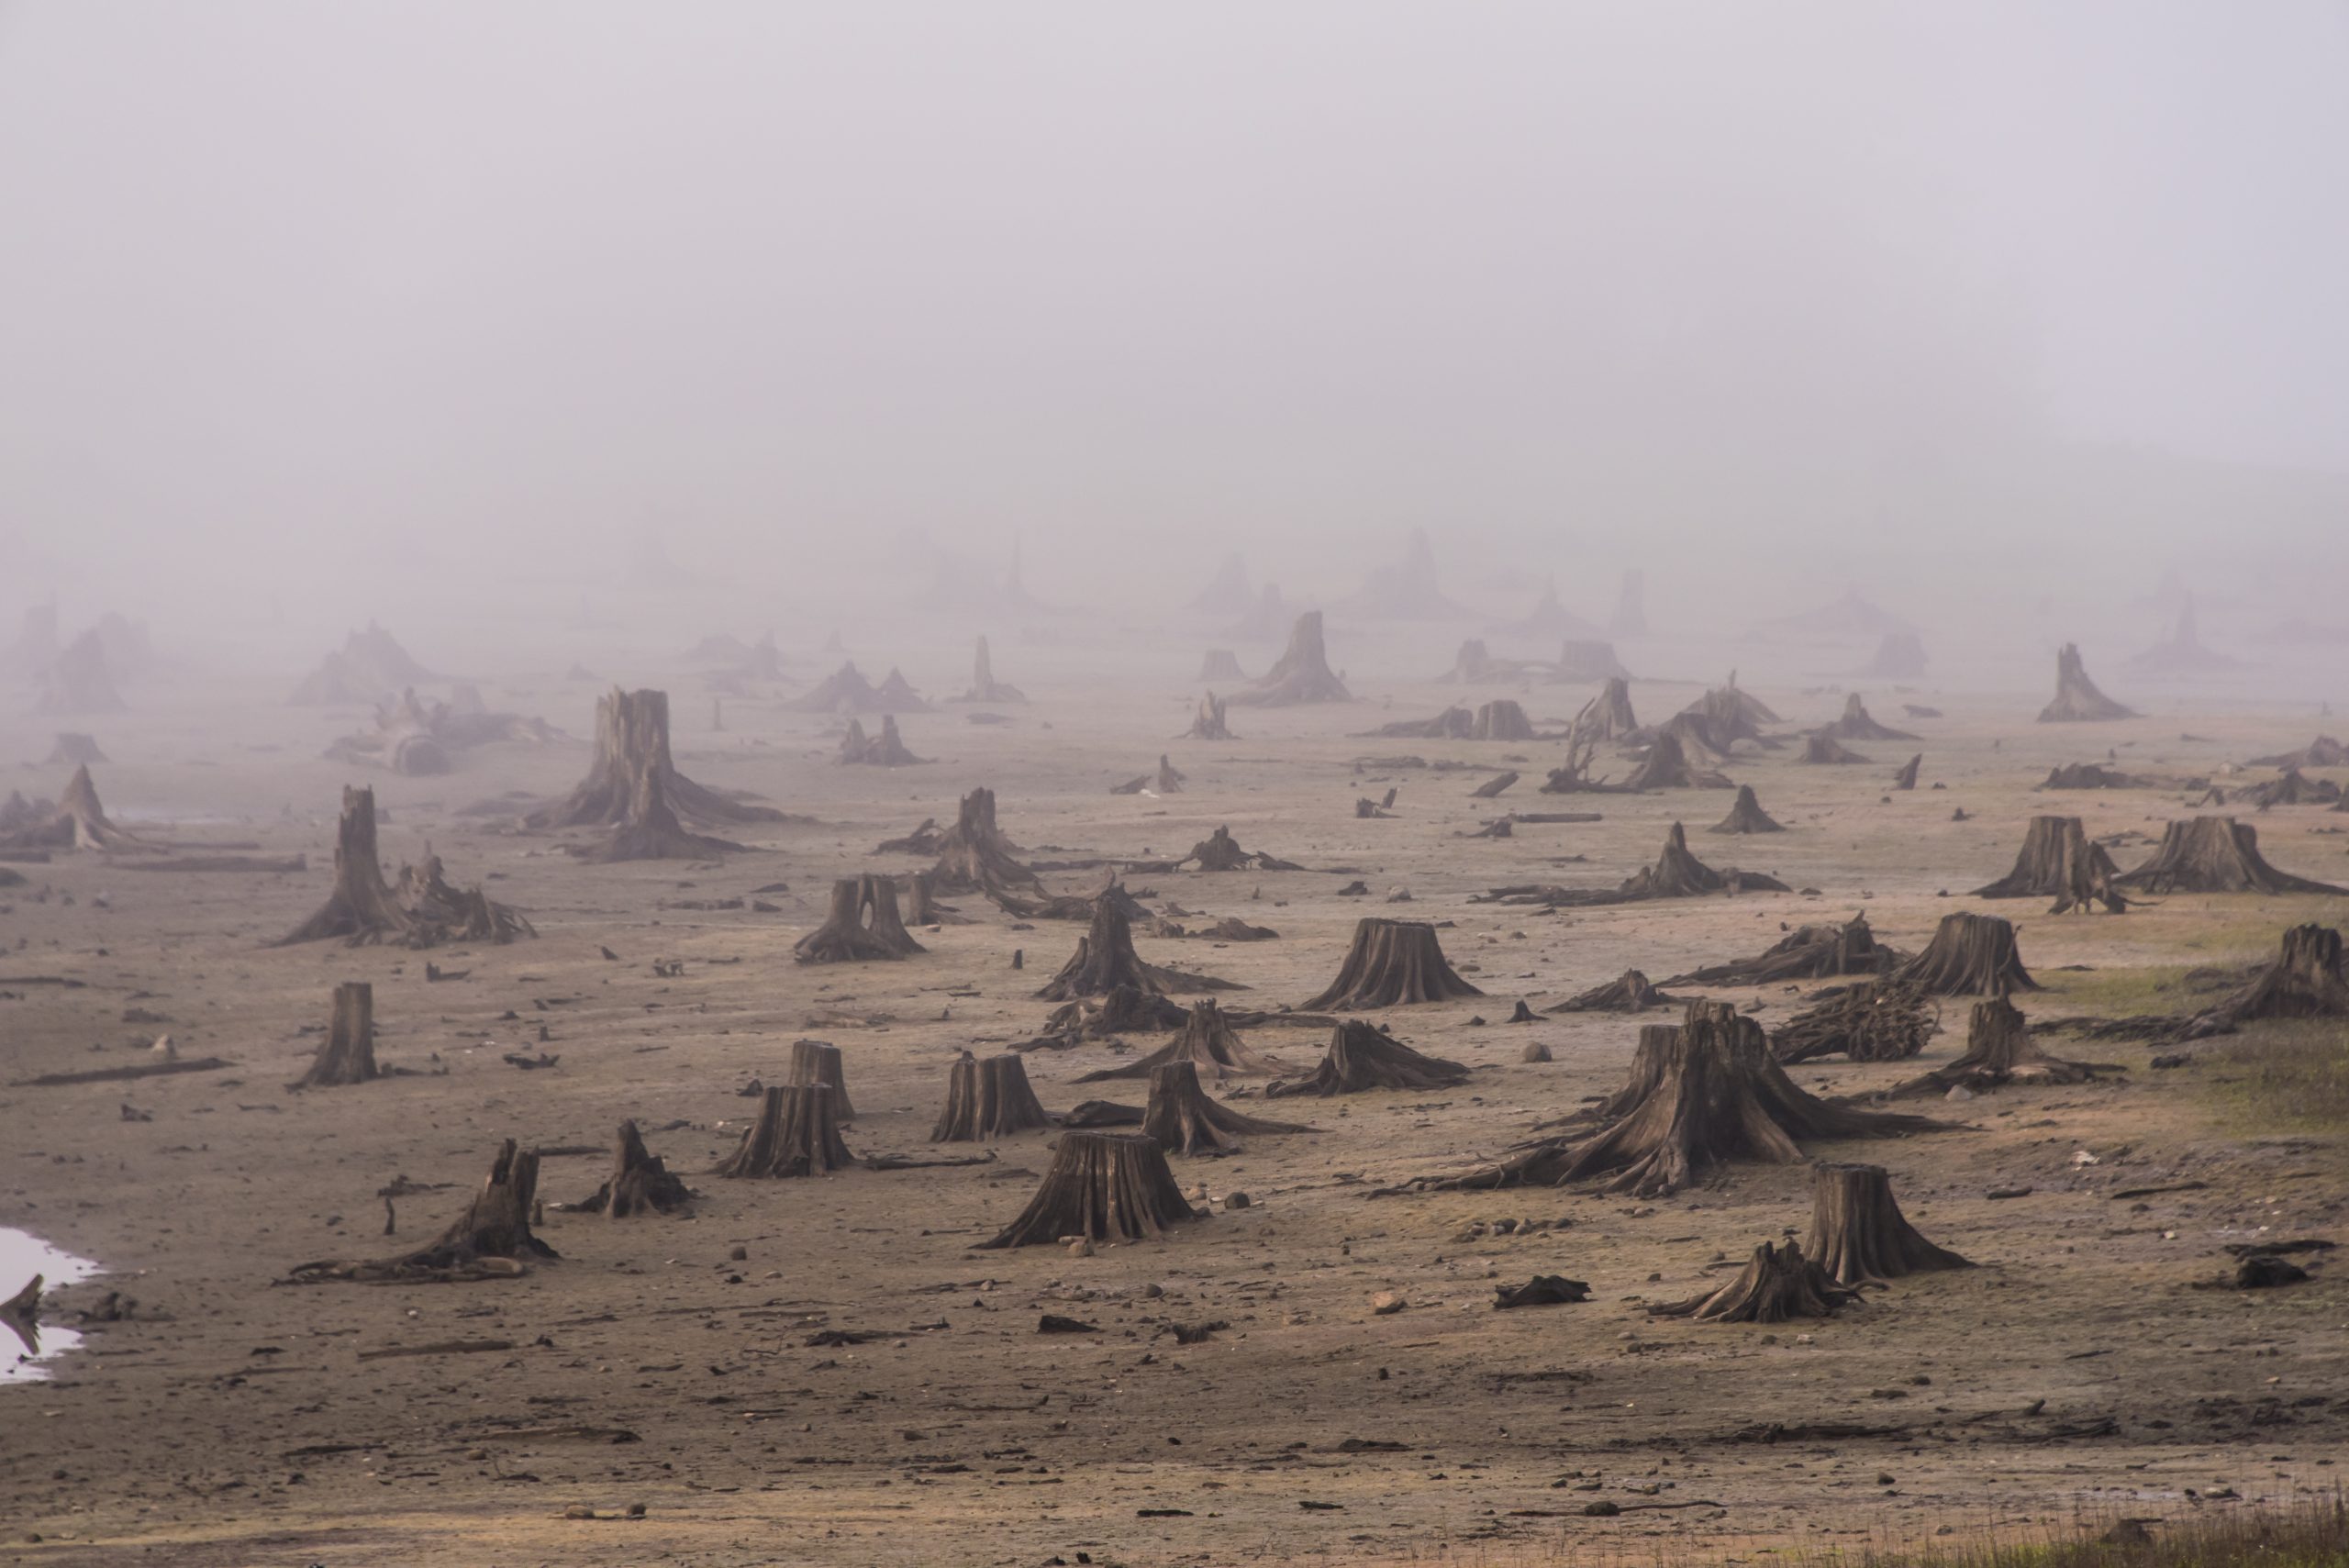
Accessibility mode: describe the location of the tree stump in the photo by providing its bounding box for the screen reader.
[838,715,927,766]
[291,982,380,1088]
[45,732,106,765]
[977,1130,1200,1248]
[1888,995,2119,1094]
[1621,730,1731,790]
[529,687,784,830]
[1471,700,1534,740]
[786,1039,857,1121]
[1800,733,1870,764]
[1185,692,1234,740]
[955,636,1027,703]
[1891,753,1921,791]
[2113,817,2341,895]
[1863,630,1927,679]
[0,763,155,853]
[1074,997,1284,1083]
[1301,918,1482,1008]
[1972,816,2130,912]
[714,1086,854,1178]
[1264,1020,1469,1097]
[1546,969,1681,1014]
[1618,821,1788,898]
[290,1140,557,1282]
[2037,643,2136,722]
[931,1051,1054,1141]
[795,876,925,963]
[1,1274,39,1356]
[1038,900,1160,1000]
[574,1119,694,1217]
[1649,1240,1861,1323]
[899,870,962,926]
[1226,611,1351,706]
[2184,924,2349,1040]
[1415,1002,1941,1195]
[1180,824,1298,872]
[395,854,535,942]
[1709,784,1784,834]
[929,787,1045,897]
[1027,984,1193,1049]
[1804,1162,1971,1285]
[1569,676,1638,742]
[1666,913,1897,985]
[1820,693,1917,741]
[1111,754,1186,795]
[1609,568,1647,636]
[1771,981,1934,1063]
[276,786,419,946]
[1893,912,2038,996]
[1197,650,1246,684]
[1141,1061,1311,1154]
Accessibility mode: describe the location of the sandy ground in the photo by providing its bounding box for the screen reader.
[2,643,2345,1566]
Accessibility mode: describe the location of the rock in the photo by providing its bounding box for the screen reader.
[1521,1040,1552,1062]
[1225,1192,1252,1210]
[1371,1290,1406,1316]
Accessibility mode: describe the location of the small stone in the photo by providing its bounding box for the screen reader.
[1371,1291,1406,1316]
[729,1245,748,1262]
[1067,1239,1094,1258]
[1224,1192,1251,1210]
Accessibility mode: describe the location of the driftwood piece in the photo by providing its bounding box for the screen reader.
[2113,817,2342,895]
[291,982,381,1088]
[1470,771,1520,800]
[795,876,925,963]
[931,1051,1053,1140]
[1074,998,1286,1082]
[1141,1061,1311,1154]
[10,1057,232,1088]
[1893,912,2038,997]
[289,1140,555,1283]
[570,1120,694,1217]
[977,1130,1200,1248]
[1264,1020,1469,1097]
[1301,918,1482,1008]
[1226,612,1351,706]
[1650,1240,1861,1323]
[1887,996,2120,1095]
[1770,981,1934,1063]
[2037,643,2136,722]
[1709,784,1783,834]
[2182,924,2349,1040]
[2040,762,2148,791]
[1179,824,1300,873]
[1804,1163,1972,1286]
[1494,1274,1591,1308]
[1546,969,1682,1015]
[786,1039,857,1121]
[1973,817,2130,913]
[713,1086,854,1178]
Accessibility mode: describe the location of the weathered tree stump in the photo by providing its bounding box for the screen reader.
[276,787,419,946]
[573,1119,694,1217]
[1179,824,1298,873]
[1771,981,1934,1064]
[1820,693,1917,741]
[978,1130,1200,1248]
[1197,650,1246,683]
[2184,924,2349,1040]
[930,1051,1053,1141]
[395,853,534,942]
[1800,733,1870,765]
[0,763,154,853]
[1301,918,1482,1008]
[714,1086,854,1178]
[1973,816,2130,912]
[1649,1240,1861,1323]
[1804,1163,1971,1286]
[955,636,1026,703]
[1620,821,1788,898]
[37,629,126,715]
[1226,611,1351,706]
[289,1140,557,1282]
[1862,630,1927,679]
[1141,1061,1311,1154]
[45,733,106,766]
[1185,692,1234,740]
[1546,969,1681,1014]
[1570,676,1639,743]
[1264,1020,1469,1097]
[529,687,784,831]
[1074,998,1284,1083]
[1893,911,2038,996]
[1891,753,1922,791]
[2038,643,2136,722]
[1,1274,40,1355]
[1609,569,1647,636]
[291,982,380,1088]
[1039,900,1160,1000]
[1471,700,1534,740]
[1888,995,2119,1094]
[1028,983,1192,1049]
[795,876,925,963]
[786,1039,857,1121]
[1666,913,1897,986]
[838,715,927,766]
[1709,784,1784,834]
[1622,730,1731,790]
[929,787,1045,897]
[2114,817,2341,895]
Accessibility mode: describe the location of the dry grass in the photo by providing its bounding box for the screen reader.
[1796,1496,2349,1568]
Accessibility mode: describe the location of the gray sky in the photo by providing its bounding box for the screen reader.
[2,2,2344,617]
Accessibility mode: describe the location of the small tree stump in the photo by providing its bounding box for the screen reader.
[1185,692,1234,740]
[1141,1061,1311,1155]
[1650,1240,1860,1323]
[1301,918,1482,1009]
[978,1130,1200,1248]
[573,1119,694,1217]
[1265,1020,1469,1097]
[1667,913,1897,986]
[1888,997,2120,1095]
[931,1051,1052,1141]
[2037,642,2136,722]
[1709,784,1784,834]
[292,981,380,1088]
[714,1086,853,1178]
[1804,1162,1971,1286]
[289,1140,557,1282]
[1547,969,1681,1015]
[2186,924,2349,1039]
[795,876,924,964]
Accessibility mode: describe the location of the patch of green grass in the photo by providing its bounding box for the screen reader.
[2205,1019,2349,1130]
[2032,964,2215,1016]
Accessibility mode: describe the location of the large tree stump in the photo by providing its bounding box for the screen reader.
[1546,969,1681,1015]
[1804,1163,1971,1286]
[1226,611,1351,706]
[956,636,1027,703]
[1264,1020,1469,1097]
[1185,692,1234,740]
[977,1130,1200,1248]
[1649,1240,1861,1323]
[1471,700,1535,740]
[291,982,380,1088]
[290,1140,557,1282]
[1666,913,1898,985]
[529,687,784,830]
[714,1086,854,1178]
[1771,981,1934,1063]
[276,787,418,946]
[1709,784,1784,834]
[1973,816,2130,912]
[1074,998,1285,1082]
[795,876,925,963]
[2114,817,2341,895]
[573,1119,694,1217]
[1893,912,2038,996]
[1141,1062,1312,1154]
[1301,918,1482,1008]
[931,1051,1054,1140]
[2037,642,2136,722]
[929,787,1045,897]
[1413,1002,1941,1195]
[1820,693,1917,742]
[837,715,927,766]
[0,764,154,853]
[2184,924,2349,1040]
[785,1039,857,1121]
[1888,996,2119,1095]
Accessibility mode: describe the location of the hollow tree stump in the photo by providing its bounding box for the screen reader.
[978,1130,1200,1248]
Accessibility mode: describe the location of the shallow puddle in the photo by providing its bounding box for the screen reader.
[1,1227,100,1383]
